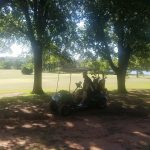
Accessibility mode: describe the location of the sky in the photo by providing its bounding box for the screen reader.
[77,21,85,29]
[0,43,29,57]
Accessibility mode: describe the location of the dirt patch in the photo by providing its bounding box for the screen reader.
[0,92,149,150]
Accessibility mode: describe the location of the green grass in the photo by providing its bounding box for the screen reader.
[0,69,150,94]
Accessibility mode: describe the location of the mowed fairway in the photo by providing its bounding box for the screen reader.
[0,69,150,94]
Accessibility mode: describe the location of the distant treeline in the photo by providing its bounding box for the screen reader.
[0,56,32,70]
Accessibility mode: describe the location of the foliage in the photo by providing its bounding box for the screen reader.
[0,55,33,70]
[0,57,23,69]
[78,0,150,93]
[0,0,76,94]
[78,58,110,75]
[1,0,150,94]
[0,58,12,69]
[21,65,33,75]
[42,43,74,72]
[129,55,150,72]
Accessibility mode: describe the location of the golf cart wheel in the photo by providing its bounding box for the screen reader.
[49,100,58,114]
[101,103,107,109]
[58,105,71,116]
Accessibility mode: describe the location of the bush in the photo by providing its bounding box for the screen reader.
[21,66,33,75]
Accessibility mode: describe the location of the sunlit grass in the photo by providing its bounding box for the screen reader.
[0,89,30,94]
[0,69,150,94]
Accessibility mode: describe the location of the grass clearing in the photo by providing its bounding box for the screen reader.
[0,69,150,94]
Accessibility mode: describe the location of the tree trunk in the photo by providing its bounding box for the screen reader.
[21,1,44,94]
[116,70,127,93]
[31,42,44,94]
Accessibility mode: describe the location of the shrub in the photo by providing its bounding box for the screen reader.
[21,66,33,75]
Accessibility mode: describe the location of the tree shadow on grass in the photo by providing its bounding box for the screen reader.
[0,92,149,150]
[107,89,150,117]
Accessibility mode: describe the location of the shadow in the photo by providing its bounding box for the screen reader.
[0,92,149,150]
[107,89,150,117]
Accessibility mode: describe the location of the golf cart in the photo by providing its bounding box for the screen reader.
[49,70,108,116]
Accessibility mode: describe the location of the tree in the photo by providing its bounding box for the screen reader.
[0,57,25,69]
[129,55,150,78]
[79,58,110,77]
[82,0,150,93]
[42,43,73,72]
[0,0,70,94]
[0,58,12,69]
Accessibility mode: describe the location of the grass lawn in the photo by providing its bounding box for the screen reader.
[0,69,150,94]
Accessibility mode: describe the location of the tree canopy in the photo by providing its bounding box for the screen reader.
[0,0,76,94]
[0,0,150,93]
[78,0,150,93]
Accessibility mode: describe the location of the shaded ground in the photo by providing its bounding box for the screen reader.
[0,90,150,150]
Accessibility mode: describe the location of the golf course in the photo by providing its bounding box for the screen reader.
[0,69,150,95]
[0,0,150,149]
[0,69,150,150]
